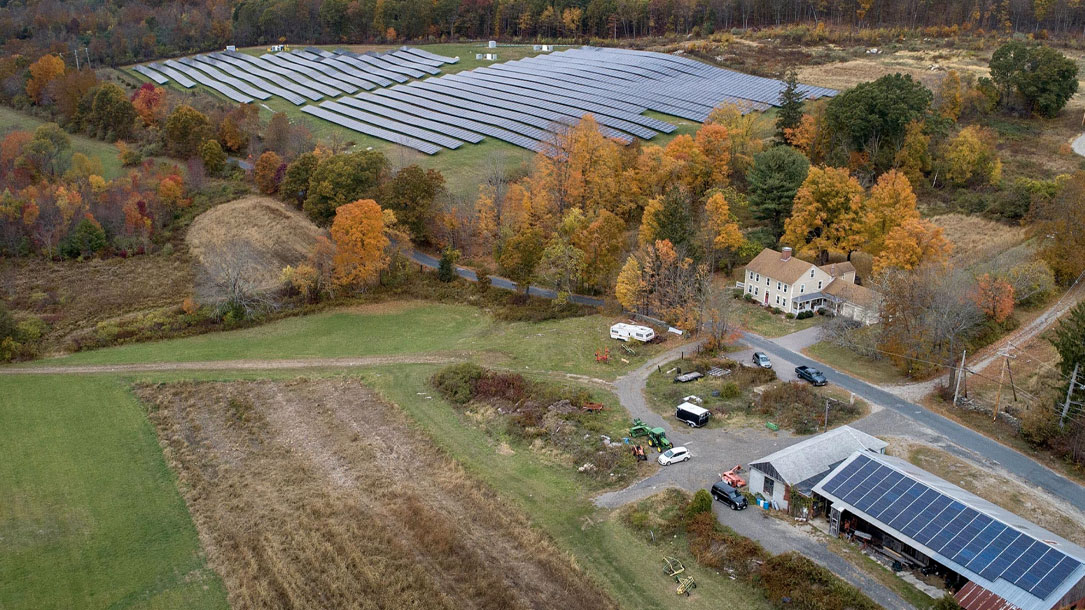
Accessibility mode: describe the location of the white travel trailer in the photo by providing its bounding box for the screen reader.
[609,323,656,342]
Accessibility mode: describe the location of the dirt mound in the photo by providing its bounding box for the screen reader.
[137,378,616,610]
[185,195,324,301]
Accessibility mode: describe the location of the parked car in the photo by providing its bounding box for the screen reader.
[752,352,772,369]
[795,365,827,386]
[711,481,748,510]
[657,446,691,466]
[675,402,710,427]
[673,371,704,383]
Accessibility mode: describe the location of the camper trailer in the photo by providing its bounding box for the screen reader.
[609,323,656,343]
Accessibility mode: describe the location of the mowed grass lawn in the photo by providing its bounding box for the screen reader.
[39,302,685,379]
[0,375,226,610]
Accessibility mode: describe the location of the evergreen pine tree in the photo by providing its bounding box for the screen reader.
[775,69,805,144]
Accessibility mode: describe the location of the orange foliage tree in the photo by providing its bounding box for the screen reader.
[254,151,284,195]
[872,218,952,273]
[704,191,742,253]
[781,166,867,263]
[131,83,167,126]
[866,169,920,254]
[330,199,389,289]
[972,273,1015,322]
[695,123,732,189]
[26,55,65,104]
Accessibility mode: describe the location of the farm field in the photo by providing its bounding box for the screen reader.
[33,301,685,379]
[0,375,227,609]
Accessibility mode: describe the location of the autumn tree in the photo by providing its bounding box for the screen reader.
[782,167,867,264]
[704,192,742,254]
[26,55,65,105]
[264,112,313,160]
[498,225,546,292]
[866,169,920,254]
[695,123,733,189]
[943,125,1002,187]
[664,135,710,196]
[1030,171,1085,284]
[199,140,226,176]
[872,218,952,273]
[824,74,932,172]
[615,255,643,311]
[330,198,389,289]
[972,274,1015,323]
[18,124,72,180]
[384,164,445,243]
[573,208,625,292]
[893,120,932,189]
[164,105,212,158]
[87,83,137,139]
[304,150,388,225]
[530,114,623,219]
[775,69,805,144]
[254,151,284,195]
[938,70,963,121]
[539,208,587,297]
[279,151,320,208]
[639,188,693,253]
[131,83,167,126]
[748,146,810,240]
[706,103,769,179]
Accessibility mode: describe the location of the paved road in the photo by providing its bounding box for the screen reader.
[403,248,605,307]
[743,331,1085,511]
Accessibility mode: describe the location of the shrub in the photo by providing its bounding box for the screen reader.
[719,381,741,399]
[761,552,878,609]
[785,312,795,319]
[771,306,783,315]
[686,489,713,519]
[743,293,754,302]
[797,310,814,320]
[430,363,485,405]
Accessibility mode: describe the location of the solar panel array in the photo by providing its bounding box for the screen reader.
[132,46,456,108]
[133,45,834,156]
[820,452,1082,602]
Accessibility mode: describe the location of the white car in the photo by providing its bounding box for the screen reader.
[657,446,691,466]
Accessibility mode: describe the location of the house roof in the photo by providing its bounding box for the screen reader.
[745,248,816,284]
[823,279,879,309]
[813,452,1085,610]
[819,261,856,277]
[749,426,888,491]
[955,582,1022,610]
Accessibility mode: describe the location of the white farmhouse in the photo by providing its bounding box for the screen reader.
[741,247,880,325]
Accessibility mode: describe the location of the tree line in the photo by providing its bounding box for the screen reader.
[7,0,1085,70]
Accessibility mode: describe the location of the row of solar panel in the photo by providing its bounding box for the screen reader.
[822,454,1080,600]
[134,48,455,106]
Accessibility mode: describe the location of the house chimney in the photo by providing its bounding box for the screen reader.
[781,247,792,261]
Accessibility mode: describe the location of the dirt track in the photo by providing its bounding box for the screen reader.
[0,354,463,375]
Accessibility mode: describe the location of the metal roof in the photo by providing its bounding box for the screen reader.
[813,452,1085,610]
[749,426,887,491]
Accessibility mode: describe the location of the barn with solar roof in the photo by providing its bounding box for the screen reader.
[813,451,1085,610]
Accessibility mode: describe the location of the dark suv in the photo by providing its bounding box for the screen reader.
[711,481,748,511]
[795,365,828,386]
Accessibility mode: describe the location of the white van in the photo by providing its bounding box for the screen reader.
[676,402,710,427]
[609,323,656,342]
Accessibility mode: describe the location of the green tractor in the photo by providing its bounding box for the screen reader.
[629,418,672,452]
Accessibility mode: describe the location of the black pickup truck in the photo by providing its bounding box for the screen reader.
[795,365,828,386]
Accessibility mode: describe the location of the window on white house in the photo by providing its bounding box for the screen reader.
[818,281,822,289]
[777,281,781,290]
[783,300,787,308]
[765,277,769,285]
[809,269,814,277]
[763,477,774,496]
[800,285,805,294]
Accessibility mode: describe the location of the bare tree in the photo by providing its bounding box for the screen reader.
[197,241,280,319]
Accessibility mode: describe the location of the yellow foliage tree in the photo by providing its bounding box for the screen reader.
[573,209,626,291]
[695,123,732,188]
[26,55,65,104]
[638,196,664,246]
[944,125,1002,187]
[706,103,768,177]
[473,186,497,256]
[635,145,682,198]
[893,120,932,189]
[704,192,742,253]
[330,199,390,289]
[501,183,531,232]
[938,70,964,121]
[866,169,920,254]
[781,167,868,263]
[615,255,643,311]
[664,134,710,195]
[872,218,952,273]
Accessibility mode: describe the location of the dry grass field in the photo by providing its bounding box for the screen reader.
[930,213,1028,269]
[137,377,615,610]
[186,196,325,301]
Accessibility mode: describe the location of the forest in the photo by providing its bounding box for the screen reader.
[6,0,1085,69]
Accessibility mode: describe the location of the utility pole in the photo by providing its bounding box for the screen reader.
[824,398,830,431]
[73,47,80,70]
[952,350,966,406]
[1061,362,1080,429]
[1005,356,1017,402]
[992,356,1007,422]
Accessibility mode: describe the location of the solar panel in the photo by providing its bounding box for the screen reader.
[226,52,340,97]
[336,96,483,143]
[192,56,305,105]
[320,101,463,149]
[163,60,253,103]
[261,53,358,93]
[177,58,271,100]
[276,52,375,90]
[329,51,408,83]
[399,47,458,64]
[210,53,323,101]
[294,50,391,87]
[300,105,440,154]
[382,51,441,75]
[356,52,426,78]
[133,64,169,85]
[821,452,1085,602]
[149,63,195,88]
